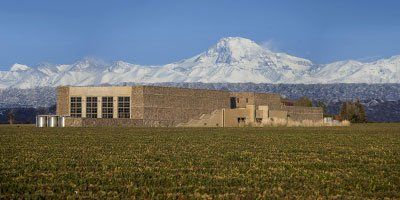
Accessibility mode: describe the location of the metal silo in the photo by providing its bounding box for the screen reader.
[36,115,47,127]
[58,116,65,127]
[48,116,58,127]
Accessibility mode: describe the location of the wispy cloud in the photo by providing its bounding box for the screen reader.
[259,39,279,52]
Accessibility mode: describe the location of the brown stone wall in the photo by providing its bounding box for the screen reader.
[56,86,70,116]
[58,86,323,127]
[269,110,288,119]
[64,117,142,127]
[64,117,82,127]
[253,93,282,110]
[81,118,143,127]
[230,92,282,109]
[282,106,323,121]
[141,86,230,126]
[230,92,255,108]
[131,86,144,119]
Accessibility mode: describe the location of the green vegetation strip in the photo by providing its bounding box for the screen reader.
[0,124,399,198]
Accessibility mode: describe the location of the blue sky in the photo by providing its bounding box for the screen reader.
[1,0,400,70]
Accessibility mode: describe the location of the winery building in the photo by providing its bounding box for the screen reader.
[55,86,323,127]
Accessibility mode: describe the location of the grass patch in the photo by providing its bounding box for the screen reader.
[0,124,399,198]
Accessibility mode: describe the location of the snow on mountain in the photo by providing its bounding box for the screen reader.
[100,61,157,84]
[152,37,316,83]
[310,56,400,83]
[10,63,31,72]
[310,60,365,83]
[0,37,399,89]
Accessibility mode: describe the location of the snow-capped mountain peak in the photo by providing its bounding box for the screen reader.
[206,37,268,64]
[0,37,399,88]
[71,57,108,71]
[10,64,31,72]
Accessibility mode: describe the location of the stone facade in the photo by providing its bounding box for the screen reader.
[64,117,142,127]
[57,86,231,127]
[56,86,69,116]
[281,106,323,121]
[141,86,230,126]
[269,110,288,119]
[229,92,282,110]
[64,117,82,127]
[56,86,323,127]
[254,93,282,110]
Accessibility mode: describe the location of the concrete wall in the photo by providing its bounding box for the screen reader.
[68,86,132,96]
[223,108,248,127]
[180,110,224,127]
[245,105,256,124]
[258,106,269,120]
[204,110,224,127]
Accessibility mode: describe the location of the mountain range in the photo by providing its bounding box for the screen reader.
[1,37,399,89]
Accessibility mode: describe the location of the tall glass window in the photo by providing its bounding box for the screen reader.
[118,97,130,118]
[70,97,82,117]
[102,97,113,118]
[86,97,98,118]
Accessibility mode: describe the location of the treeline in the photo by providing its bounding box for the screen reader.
[0,105,56,124]
[339,100,367,123]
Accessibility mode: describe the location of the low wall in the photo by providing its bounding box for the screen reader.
[269,110,288,119]
[281,106,323,121]
[82,118,142,127]
[65,118,83,127]
[65,118,142,127]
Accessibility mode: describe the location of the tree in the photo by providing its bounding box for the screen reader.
[355,100,367,123]
[339,100,367,123]
[294,96,312,107]
[317,101,328,117]
[340,102,348,120]
[347,103,357,123]
[7,110,15,125]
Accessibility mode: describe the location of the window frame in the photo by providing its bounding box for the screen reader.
[70,96,82,117]
[117,96,130,118]
[86,96,98,118]
[102,96,114,118]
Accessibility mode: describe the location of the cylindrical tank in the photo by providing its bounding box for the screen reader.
[58,116,65,127]
[36,116,47,127]
[48,116,58,127]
